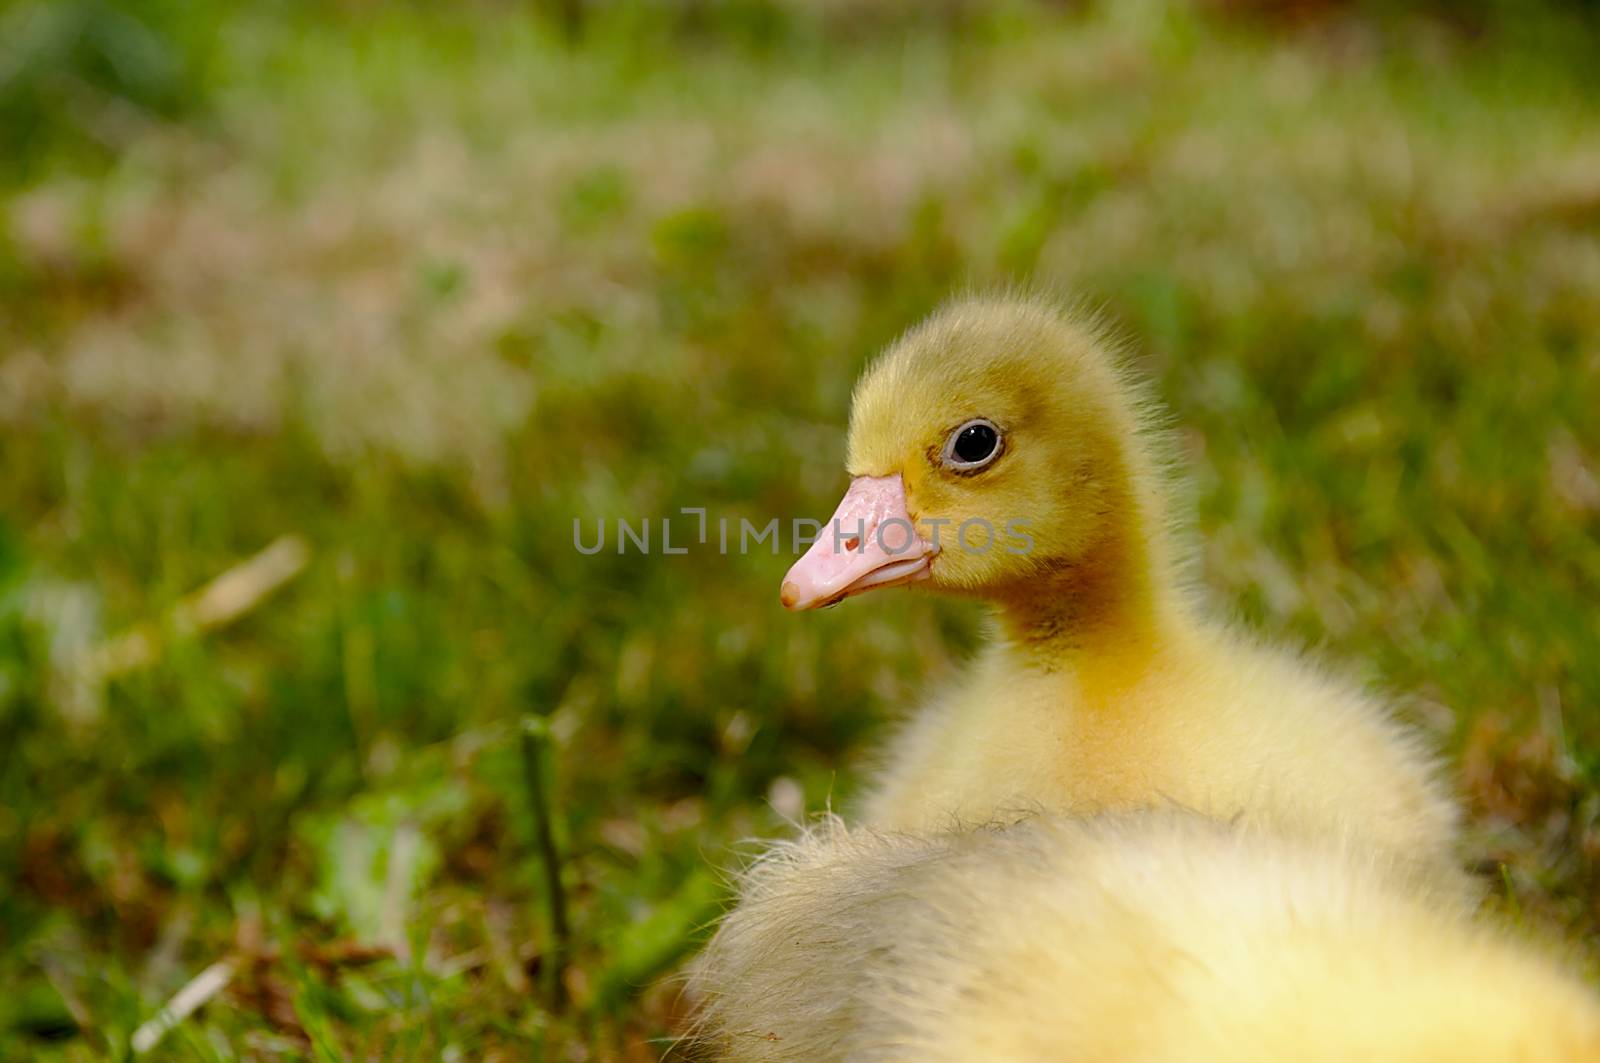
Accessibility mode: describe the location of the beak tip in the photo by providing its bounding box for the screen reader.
[779,580,801,610]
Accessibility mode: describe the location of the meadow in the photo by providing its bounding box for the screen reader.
[3,0,1600,1058]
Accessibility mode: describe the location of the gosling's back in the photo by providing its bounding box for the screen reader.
[689,813,1600,1063]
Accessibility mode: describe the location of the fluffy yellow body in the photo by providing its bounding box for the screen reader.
[691,813,1600,1063]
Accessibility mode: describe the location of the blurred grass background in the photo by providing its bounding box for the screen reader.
[3,0,1600,1057]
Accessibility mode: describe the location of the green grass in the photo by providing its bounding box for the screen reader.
[3,0,1600,1057]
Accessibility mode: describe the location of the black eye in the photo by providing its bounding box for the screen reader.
[954,424,997,462]
[943,418,1003,471]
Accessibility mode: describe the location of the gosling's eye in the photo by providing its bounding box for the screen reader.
[942,418,1003,472]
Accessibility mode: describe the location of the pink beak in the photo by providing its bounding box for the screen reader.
[780,474,937,611]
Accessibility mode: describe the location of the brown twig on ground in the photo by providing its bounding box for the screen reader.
[130,959,236,1056]
[85,535,311,680]
[521,715,571,1013]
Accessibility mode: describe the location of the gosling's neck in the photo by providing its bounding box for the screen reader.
[990,509,1186,691]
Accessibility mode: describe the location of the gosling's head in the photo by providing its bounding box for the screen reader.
[782,295,1165,611]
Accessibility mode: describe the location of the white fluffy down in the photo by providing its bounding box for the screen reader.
[688,811,1600,1063]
